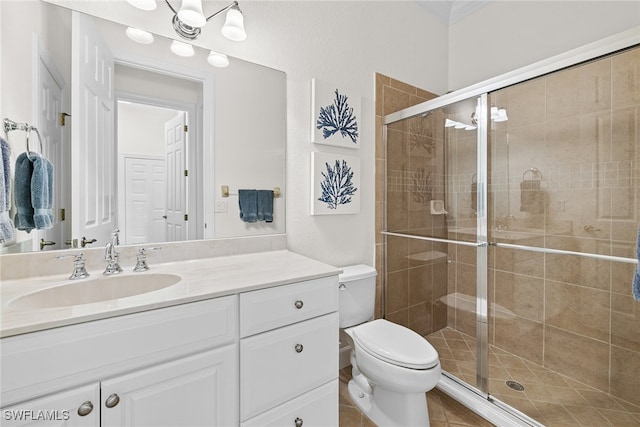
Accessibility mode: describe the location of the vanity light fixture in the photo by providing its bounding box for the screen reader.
[127,0,247,42]
[125,27,155,44]
[207,51,230,68]
[170,40,195,57]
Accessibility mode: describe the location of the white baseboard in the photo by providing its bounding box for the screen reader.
[339,345,352,370]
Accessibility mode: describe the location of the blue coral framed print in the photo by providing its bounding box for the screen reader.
[311,152,360,215]
[311,78,361,149]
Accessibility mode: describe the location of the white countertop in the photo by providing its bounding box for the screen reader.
[0,250,341,338]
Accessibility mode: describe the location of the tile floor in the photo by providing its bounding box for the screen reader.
[339,367,495,426]
[427,328,640,427]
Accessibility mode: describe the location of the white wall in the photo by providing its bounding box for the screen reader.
[448,1,640,90]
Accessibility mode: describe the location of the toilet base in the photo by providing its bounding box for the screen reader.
[348,378,430,427]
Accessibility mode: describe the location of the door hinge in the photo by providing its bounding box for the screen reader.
[60,113,71,126]
[184,169,188,177]
[59,208,65,221]
[184,124,188,132]
[184,214,188,221]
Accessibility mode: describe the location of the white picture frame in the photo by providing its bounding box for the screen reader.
[310,152,360,215]
[311,78,361,149]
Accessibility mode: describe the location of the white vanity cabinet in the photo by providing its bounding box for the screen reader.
[239,276,339,426]
[1,383,100,426]
[1,296,239,427]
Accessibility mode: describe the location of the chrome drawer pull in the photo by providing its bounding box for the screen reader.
[294,300,304,309]
[105,393,120,408]
[295,343,304,353]
[295,417,303,427]
[77,401,93,416]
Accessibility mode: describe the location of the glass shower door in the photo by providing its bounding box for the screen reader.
[383,95,489,393]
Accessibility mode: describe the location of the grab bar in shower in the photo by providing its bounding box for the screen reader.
[380,231,485,247]
[491,242,638,264]
[382,231,638,265]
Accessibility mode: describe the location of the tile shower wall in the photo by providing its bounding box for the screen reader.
[486,46,640,406]
[375,73,446,334]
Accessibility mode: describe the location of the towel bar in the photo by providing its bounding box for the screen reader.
[221,185,280,198]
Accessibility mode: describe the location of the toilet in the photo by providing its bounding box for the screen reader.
[339,265,441,427]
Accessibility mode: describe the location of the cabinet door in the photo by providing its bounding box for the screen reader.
[101,346,238,427]
[1,383,99,427]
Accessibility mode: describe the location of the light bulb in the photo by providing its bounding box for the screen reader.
[177,0,206,28]
[207,51,230,67]
[126,0,156,11]
[170,40,195,57]
[221,6,246,41]
[125,27,154,44]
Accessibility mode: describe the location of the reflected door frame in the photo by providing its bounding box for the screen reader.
[115,92,196,244]
[101,50,212,242]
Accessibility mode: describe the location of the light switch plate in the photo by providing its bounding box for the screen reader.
[215,200,228,213]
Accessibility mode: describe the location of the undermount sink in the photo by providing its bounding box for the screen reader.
[10,273,182,310]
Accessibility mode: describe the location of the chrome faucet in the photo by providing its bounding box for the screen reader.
[56,252,90,280]
[103,229,122,276]
[133,247,161,272]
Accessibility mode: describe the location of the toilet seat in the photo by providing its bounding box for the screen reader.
[352,319,439,369]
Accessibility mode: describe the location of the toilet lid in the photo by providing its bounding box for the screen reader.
[352,319,439,369]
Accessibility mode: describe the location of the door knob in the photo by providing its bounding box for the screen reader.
[81,236,97,247]
[294,300,304,309]
[40,238,55,250]
[77,401,94,416]
[295,417,303,427]
[295,343,304,353]
[105,393,120,408]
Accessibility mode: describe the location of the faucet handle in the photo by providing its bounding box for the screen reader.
[55,252,90,280]
[110,228,120,246]
[133,247,161,272]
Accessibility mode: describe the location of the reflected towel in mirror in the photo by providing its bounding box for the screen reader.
[520,180,544,214]
[0,137,15,242]
[257,190,274,223]
[14,152,54,232]
[238,189,258,223]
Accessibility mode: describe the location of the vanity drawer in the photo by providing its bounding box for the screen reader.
[240,275,338,337]
[240,312,338,421]
[241,380,338,427]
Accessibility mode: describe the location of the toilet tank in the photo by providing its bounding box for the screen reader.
[338,264,377,328]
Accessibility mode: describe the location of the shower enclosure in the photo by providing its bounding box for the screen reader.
[382,40,640,426]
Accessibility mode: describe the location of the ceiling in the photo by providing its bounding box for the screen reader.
[416,0,491,25]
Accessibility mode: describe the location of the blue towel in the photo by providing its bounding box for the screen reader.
[32,153,53,230]
[14,152,53,232]
[257,190,274,222]
[0,137,15,242]
[238,189,257,223]
[634,226,640,301]
[14,152,34,232]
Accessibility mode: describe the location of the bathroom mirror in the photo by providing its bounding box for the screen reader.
[1,0,286,253]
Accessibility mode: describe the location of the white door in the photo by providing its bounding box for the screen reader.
[123,156,166,245]
[101,348,238,427]
[0,383,100,427]
[71,11,116,248]
[34,39,67,251]
[164,113,187,241]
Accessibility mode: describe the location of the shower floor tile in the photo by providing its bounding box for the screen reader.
[427,328,640,427]
[339,367,495,426]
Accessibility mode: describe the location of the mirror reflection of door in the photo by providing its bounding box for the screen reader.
[118,102,188,245]
[35,39,67,251]
[72,11,117,249]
